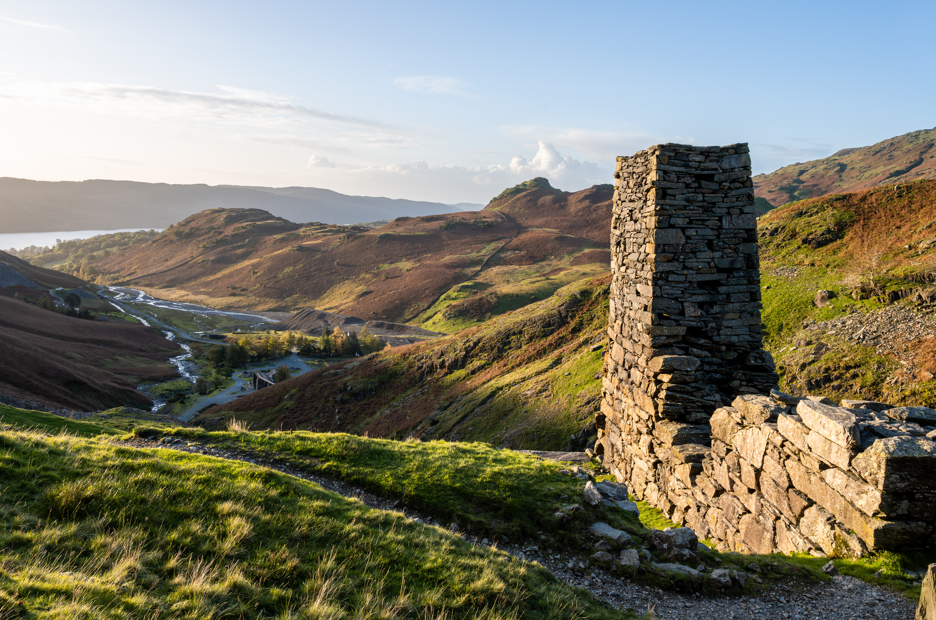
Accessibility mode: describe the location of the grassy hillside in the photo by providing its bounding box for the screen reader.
[1,405,927,617]
[197,275,611,451]
[754,127,936,208]
[759,178,936,404]
[0,424,635,620]
[17,229,160,269]
[68,179,611,327]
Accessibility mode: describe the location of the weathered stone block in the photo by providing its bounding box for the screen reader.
[805,430,854,469]
[885,407,936,425]
[671,443,710,463]
[777,413,810,452]
[654,420,711,447]
[711,408,741,444]
[841,399,892,412]
[648,355,700,373]
[918,564,936,620]
[799,505,836,555]
[739,512,775,554]
[739,457,759,490]
[820,468,883,518]
[732,426,769,468]
[797,400,860,450]
[851,436,936,492]
[732,394,785,425]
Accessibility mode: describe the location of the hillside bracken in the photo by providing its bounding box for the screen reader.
[197,275,611,451]
[759,179,936,405]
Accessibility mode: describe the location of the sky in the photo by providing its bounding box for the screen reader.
[0,0,934,205]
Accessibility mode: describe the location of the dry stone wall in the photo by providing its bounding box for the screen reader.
[599,143,936,556]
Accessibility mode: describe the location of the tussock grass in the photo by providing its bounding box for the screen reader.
[150,429,601,541]
[224,417,252,433]
[0,427,636,619]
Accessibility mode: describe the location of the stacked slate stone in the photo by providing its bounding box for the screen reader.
[599,142,936,556]
[700,395,936,554]
[599,143,777,502]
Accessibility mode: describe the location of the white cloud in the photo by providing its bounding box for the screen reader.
[0,16,69,32]
[300,141,613,203]
[0,81,392,131]
[0,70,14,78]
[504,126,670,162]
[308,155,337,168]
[393,76,475,98]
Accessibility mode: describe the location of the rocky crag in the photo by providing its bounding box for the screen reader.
[599,143,936,557]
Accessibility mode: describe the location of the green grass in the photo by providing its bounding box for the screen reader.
[0,427,638,620]
[0,405,180,437]
[0,405,124,437]
[132,429,604,543]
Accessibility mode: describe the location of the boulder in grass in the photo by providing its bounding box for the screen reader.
[619,548,640,568]
[814,290,835,307]
[710,568,732,589]
[589,521,631,544]
[583,481,602,506]
[652,562,702,583]
[650,527,699,564]
[593,480,629,501]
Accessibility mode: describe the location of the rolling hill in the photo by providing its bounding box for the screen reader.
[0,177,481,233]
[200,179,936,445]
[754,127,936,209]
[75,178,613,329]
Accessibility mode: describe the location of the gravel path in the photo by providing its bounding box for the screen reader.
[123,436,918,620]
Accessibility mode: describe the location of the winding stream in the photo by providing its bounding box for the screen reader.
[102,287,273,412]
[108,287,271,323]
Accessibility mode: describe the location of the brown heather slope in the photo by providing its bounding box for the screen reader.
[84,180,613,328]
[756,179,936,405]
[0,251,182,410]
[198,275,611,451]
[754,127,936,208]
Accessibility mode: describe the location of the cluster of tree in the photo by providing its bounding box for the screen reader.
[31,292,95,320]
[317,326,384,357]
[233,327,385,361]
[274,365,291,382]
[194,367,229,395]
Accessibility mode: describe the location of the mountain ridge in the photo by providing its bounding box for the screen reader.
[754,127,936,208]
[0,177,482,233]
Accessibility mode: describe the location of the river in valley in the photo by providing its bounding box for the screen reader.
[101,287,283,413]
[108,287,273,324]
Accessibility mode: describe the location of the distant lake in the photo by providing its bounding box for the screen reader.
[0,228,162,252]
